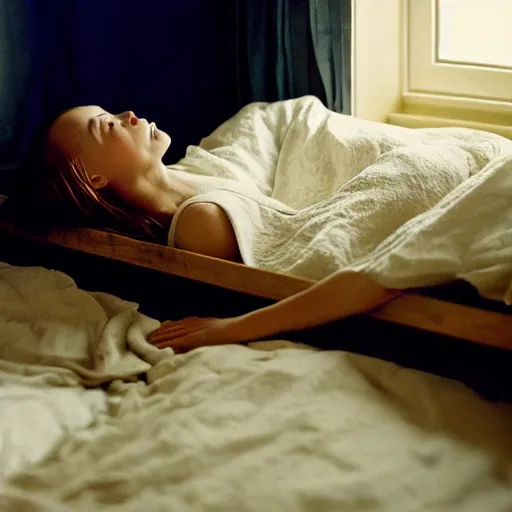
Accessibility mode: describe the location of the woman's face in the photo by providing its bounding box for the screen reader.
[49,106,171,190]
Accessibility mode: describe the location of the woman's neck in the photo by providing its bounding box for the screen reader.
[159,166,200,212]
[123,163,200,221]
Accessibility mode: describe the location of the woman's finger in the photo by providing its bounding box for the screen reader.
[150,327,198,343]
[150,317,242,353]
[149,321,212,343]
[155,318,210,333]
[153,318,210,334]
[157,317,201,328]
[154,332,202,351]
[150,321,212,341]
[150,327,193,342]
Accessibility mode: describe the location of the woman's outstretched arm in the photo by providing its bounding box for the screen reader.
[148,271,402,352]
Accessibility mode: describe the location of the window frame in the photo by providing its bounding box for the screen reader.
[407,0,512,102]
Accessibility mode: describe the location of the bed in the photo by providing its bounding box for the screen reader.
[0,258,511,511]
[1,96,512,509]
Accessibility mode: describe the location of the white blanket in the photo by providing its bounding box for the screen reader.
[0,262,166,386]
[0,262,167,478]
[170,96,512,303]
[1,263,512,511]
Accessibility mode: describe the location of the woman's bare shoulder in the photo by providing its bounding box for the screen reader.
[173,202,242,262]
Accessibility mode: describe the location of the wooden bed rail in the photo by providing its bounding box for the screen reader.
[1,221,511,351]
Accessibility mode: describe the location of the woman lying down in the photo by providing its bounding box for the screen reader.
[4,96,512,351]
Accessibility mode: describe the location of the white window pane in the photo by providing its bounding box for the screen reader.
[438,0,512,69]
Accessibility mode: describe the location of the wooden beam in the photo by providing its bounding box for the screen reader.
[1,221,511,350]
[374,295,512,351]
[0,222,313,300]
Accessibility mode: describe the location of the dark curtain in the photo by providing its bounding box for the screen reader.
[1,0,351,194]
[236,0,351,114]
[310,0,351,114]
[0,0,239,194]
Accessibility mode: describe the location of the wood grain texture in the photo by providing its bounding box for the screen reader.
[374,295,512,350]
[0,222,313,300]
[1,221,511,350]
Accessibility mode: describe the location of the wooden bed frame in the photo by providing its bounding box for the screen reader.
[1,219,510,351]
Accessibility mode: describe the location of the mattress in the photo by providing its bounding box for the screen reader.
[1,344,512,511]
[0,264,511,511]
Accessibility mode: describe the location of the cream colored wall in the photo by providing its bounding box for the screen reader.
[352,0,403,122]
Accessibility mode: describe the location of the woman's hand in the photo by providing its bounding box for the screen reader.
[148,316,246,353]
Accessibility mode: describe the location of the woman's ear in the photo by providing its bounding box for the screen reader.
[90,174,108,190]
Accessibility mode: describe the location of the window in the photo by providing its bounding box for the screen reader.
[407,0,512,102]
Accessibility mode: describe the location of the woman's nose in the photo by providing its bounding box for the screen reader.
[128,111,139,126]
[121,111,139,126]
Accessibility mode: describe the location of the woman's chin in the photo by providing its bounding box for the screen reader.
[155,127,171,145]
[162,132,172,149]
[157,133,172,159]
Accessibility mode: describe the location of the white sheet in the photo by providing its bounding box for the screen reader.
[0,262,165,479]
[0,262,166,385]
[0,263,511,511]
[169,96,512,303]
[0,373,108,479]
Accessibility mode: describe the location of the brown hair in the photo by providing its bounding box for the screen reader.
[2,115,165,242]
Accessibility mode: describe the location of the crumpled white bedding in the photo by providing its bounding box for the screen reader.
[169,96,512,303]
[0,261,165,479]
[1,263,511,511]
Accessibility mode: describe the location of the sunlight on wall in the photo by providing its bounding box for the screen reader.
[352,0,402,121]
